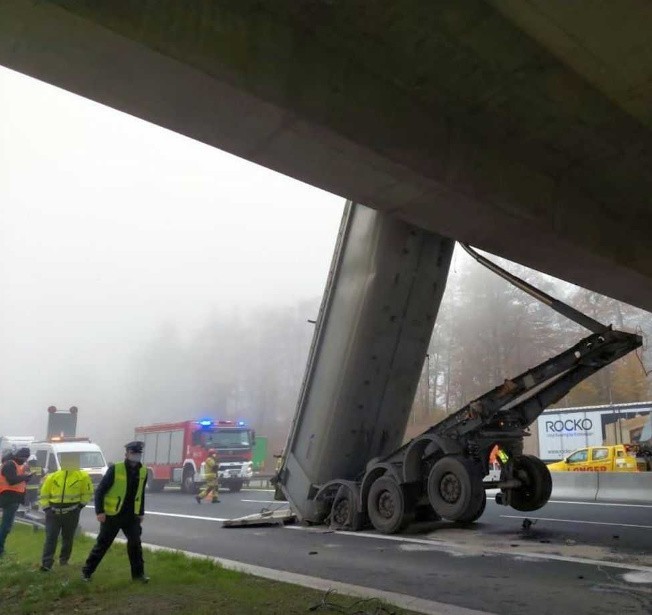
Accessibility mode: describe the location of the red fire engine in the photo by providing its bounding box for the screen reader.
[134,419,255,493]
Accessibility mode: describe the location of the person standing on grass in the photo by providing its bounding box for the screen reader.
[81,441,149,583]
[39,452,93,571]
[0,447,33,557]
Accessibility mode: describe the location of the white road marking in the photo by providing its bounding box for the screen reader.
[622,571,652,584]
[500,515,652,530]
[488,498,652,509]
[86,505,227,522]
[485,489,652,509]
[286,526,652,573]
[142,511,229,522]
[545,500,652,509]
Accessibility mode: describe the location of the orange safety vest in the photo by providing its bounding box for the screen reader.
[0,460,26,495]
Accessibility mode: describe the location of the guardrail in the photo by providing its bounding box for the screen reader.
[550,472,652,504]
[248,474,275,489]
[15,509,45,532]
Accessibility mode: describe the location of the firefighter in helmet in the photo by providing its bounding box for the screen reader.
[195,449,220,504]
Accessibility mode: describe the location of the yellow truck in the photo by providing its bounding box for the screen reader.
[547,445,639,472]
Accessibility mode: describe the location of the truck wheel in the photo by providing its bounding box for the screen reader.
[229,480,243,493]
[330,485,363,531]
[367,476,414,534]
[457,489,486,523]
[148,479,165,493]
[509,455,552,512]
[181,469,197,494]
[427,456,484,522]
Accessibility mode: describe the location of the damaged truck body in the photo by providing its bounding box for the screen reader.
[275,202,641,534]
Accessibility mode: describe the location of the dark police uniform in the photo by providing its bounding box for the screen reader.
[82,442,148,581]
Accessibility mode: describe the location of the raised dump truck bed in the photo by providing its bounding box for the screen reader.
[275,202,642,534]
[278,202,454,523]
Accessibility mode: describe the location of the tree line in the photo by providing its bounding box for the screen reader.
[126,249,652,456]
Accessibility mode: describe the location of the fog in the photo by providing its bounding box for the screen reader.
[3,67,651,465]
[0,67,343,459]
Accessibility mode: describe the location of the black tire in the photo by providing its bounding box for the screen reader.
[509,455,552,512]
[367,476,414,534]
[457,489,487,523]
[181,469,197,494]
[148,479,165,493]
[427,456,485,522]
[228,480,243,493]
[329,484,363,531]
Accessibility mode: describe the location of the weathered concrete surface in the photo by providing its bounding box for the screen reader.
[1,1,651,310]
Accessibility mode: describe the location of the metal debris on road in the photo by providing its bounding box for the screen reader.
[222,508,296,528]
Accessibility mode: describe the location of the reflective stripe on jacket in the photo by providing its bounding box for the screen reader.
[0,460,26,495]
[39,469,93,509]
[104,462,146,516]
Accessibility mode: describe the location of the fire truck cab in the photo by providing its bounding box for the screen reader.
[135,419,256,493]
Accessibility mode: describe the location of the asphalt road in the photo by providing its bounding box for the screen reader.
[78,488,652,615]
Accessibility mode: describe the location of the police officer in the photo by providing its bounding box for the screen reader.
[195,448,220,504]
[82,441,148,582]
[39,452,93,571]
[0,447,33,557]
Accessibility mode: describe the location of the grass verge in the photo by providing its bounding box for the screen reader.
[0,523,418,614]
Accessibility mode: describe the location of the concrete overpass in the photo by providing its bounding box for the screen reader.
[2,1,651,311]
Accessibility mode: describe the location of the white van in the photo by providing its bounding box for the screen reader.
[32,438,108,486]
[0,436,35,457]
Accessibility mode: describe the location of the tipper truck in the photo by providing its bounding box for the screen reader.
[274,202,642,534]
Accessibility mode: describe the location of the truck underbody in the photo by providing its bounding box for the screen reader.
[275,203,642,534]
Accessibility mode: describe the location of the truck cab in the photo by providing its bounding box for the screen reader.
[547,445,638,472]
[196,421,255,492]
[136,418,255,493]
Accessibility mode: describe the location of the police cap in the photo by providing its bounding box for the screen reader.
[124,441,144,453]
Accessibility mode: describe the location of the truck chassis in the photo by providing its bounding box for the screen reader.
[313,326,639,533]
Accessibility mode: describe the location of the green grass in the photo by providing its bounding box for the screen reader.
[0,523,417,615]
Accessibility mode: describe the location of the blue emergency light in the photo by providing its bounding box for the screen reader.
[238,421,246,426]
[198,419,213,427]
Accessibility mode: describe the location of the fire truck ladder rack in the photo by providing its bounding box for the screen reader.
[312,245,642,534]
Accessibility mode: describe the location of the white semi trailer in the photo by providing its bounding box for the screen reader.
[275,202,641,534]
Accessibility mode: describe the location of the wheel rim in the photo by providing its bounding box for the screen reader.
[439,472,462,503]
[377,491,395,519]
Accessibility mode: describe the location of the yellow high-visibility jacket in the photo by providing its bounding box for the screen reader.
[204,456,218,480]
[104,462,146,516]
[40,469,93,510]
